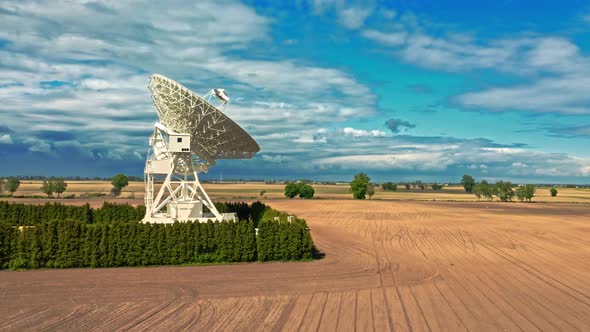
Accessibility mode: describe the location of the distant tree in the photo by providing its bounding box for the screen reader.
[381,182,397,191]
[404,183,411,190]
[523,184,535,202]
[53,178,67,198]
[5,177,20,196]
[350,173,371,199]
[550,188,558,197]
[516,185,535,202]
[461,174,476,193]
[110,187,121,197]
[111,174,129,197]
[284,183,314,199]
[259,190,266,197]
[431,183,443,190]
[298,184,315,199]
[284,183,299,198]
[41,180,54,197]
[0,178,5,195]
[366,185,375,199]
[480,181,493,200]
[516,186,526,202]
[493,181,514,202]
[473,185,482,199]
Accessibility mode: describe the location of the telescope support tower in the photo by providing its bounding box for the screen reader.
[143,124,236,223]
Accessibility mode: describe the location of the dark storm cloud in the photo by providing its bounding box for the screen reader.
[385,118,416,133]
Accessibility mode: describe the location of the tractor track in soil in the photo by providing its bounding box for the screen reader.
[1,199,589,331]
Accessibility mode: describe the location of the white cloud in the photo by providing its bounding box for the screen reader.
[360,12,590,115]
[315,153,453,171]
[362,30,406,46]
[80,79,113,90]
[24,138,52,153]
[456,74,590,114]
[341,127,386,137]
[0,0,379,165]
[338,7,373,29]
[0,134,13,144]
[308,1,373,29]
[262,154,291,163]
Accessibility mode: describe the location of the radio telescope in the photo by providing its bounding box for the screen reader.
[143,74,260,223]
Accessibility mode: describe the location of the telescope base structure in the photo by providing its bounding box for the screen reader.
[143,157,236,224]
[143,213,237,224]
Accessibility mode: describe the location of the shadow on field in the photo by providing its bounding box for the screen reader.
[312,246,326,260]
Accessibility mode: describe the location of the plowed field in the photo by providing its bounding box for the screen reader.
[1,200,589,331]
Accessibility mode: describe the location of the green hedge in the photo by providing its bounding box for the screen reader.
[257,219,313,261]
[0,201,265,226]
[0,201,314,270]
[0,201,145,225]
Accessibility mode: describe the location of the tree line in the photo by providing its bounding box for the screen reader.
[0,174,133,198]
[0,201,314,270]
[461,174,559,202]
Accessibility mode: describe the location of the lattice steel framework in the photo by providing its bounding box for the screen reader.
[143,74,260,224]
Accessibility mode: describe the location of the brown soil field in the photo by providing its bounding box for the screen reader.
[1,199,590,330]
[9,180,590,203]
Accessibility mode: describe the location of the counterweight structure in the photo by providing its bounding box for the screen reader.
[144,74,260,223]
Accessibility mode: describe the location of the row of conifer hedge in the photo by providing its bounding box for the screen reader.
[0,201,314,270]
[0,201,270,226]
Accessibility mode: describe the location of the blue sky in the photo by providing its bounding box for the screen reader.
[1,0,590,183]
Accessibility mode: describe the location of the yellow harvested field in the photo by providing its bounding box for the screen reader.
[1,198,589,330]
[10,180,590,203]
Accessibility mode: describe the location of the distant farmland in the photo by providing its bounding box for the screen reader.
[9,180,590,203]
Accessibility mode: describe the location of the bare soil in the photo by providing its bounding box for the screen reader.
[1,199,589,331]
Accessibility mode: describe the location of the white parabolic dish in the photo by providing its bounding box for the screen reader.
[148,74,260,166]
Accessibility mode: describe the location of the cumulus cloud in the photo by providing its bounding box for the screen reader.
[308,0,373,29]
[338,7,373,29]
[360,12,590,115]
[385,118,416,133]
[303,132,590,180]
[0,0,379,174]
[1,1,589,181]
[0,134,13,144]
[456,74,590,115]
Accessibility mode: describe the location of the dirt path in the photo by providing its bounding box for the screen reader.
[1,200,589,331]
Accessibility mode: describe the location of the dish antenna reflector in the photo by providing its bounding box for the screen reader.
[143,74,260,223]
